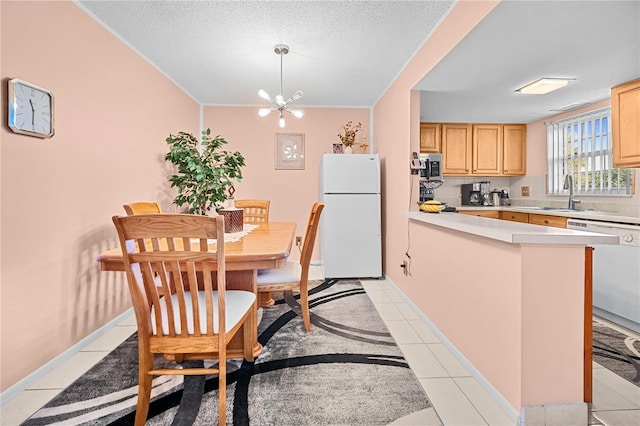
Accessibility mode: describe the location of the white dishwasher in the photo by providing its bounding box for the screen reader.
[567,219,640,333]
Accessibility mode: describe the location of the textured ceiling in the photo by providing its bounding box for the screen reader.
[76,0,455,107]
[76,1,639,124]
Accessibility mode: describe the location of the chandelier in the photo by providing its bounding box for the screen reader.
[258,44,304,128]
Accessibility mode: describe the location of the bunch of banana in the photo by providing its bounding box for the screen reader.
[419,200,445,213]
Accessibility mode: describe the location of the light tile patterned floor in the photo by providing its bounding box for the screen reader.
[2,269,639,425]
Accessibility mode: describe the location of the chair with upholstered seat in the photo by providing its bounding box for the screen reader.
[123,202,162,215]
[233,199,270,223]
[256,202,324,331]
[112,214,256,426]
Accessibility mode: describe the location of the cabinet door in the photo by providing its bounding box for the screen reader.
[503,124,527,175]
[473,124,502,175]
[612,78,640,168]
[528,214,567,229]
[420,123,441,153]
[499,211,529,223]
[442,124,472,175]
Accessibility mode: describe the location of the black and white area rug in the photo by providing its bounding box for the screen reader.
[23,279,431,425]
[593,320,640,387]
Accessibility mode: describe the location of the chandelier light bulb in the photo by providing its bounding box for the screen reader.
[290,109,304,119]
[258,108,273,117]
[258,89,271,101]
[275,94,285,107]
[279,114,286,128]
[291,90,303,101]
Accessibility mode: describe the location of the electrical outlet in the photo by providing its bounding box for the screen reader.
[295,236,302,247]
[400,260,409,276]
[521,186,530,197]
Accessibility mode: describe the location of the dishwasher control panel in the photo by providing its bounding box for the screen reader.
[567,219,640,247]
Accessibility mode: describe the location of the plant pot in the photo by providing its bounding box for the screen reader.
[344,145,353,154]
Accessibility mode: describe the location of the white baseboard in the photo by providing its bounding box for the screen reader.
[0,308,134,406]
[382,273,520,424]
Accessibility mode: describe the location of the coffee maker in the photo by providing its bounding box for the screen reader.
[461,181,492,206]
[461,183,482,206]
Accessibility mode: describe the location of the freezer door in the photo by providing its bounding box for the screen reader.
[321,193,382,278]
[321,153,380,194]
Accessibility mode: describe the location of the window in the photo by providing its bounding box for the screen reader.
[547,107,632,196]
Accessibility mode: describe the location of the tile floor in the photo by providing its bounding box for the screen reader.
[2,267,639,425]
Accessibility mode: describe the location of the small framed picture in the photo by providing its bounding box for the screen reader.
[332,143,344,154]
[275,133,305,170]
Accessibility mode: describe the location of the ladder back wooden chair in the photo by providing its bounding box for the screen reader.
[234,199,270,223]
[123,201,162,215]
[256,202,324,331]
[112,214,256,426]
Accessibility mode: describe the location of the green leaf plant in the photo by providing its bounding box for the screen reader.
[164,128,246,216]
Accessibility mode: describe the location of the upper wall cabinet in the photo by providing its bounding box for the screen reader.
[473,124,502,175]
[611,78,640,168]
[441,124,472,174]
[436,122,526,176]
[503,124,527,175]
[420,123,441,153]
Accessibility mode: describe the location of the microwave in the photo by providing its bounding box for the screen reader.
[419,153,443,181]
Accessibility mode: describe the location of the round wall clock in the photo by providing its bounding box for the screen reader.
[7,78,55,139]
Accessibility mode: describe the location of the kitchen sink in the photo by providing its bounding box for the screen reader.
[542,207,577,212]
[518,207,602,213]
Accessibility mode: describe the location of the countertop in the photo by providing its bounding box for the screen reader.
[406,211,620,245]
[454,205,640,225]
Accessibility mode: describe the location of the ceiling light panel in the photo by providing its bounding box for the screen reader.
[517,78,573,95]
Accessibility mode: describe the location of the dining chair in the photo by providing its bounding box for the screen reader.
[233,199,270,223]
[256,202,324,331]
[123,201,162,215]
[112,214,256,426]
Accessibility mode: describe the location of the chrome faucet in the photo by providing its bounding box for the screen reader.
[563,174,581,210]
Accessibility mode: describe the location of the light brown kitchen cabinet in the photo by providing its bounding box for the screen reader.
[460,210,568,228]
[442,124,472,175]
[528,214,567,229]
[503,124,526,175]
[420,123,441,153]
[458,210,500,219]
[472,124,502,176]
[440,122,526,176]
[611,78,640,168]
[499,211,529,223]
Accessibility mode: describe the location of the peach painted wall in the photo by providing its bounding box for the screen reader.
[374,0,500,290]
[1,1,199,392]
[203,106,370,262]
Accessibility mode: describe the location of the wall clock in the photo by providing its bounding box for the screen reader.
[7,78,55,139]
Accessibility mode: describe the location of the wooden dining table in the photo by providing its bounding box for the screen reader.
[97,221,296,358]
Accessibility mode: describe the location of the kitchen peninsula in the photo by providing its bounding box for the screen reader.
[405,211,618,423]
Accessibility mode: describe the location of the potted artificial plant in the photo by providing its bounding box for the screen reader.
[164,128,245,216]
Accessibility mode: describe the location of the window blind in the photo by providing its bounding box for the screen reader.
[547,107,631,195]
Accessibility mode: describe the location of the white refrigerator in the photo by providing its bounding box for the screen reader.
[320,153,382,278]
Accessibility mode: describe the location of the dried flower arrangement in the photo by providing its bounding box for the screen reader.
[337,121,362,147]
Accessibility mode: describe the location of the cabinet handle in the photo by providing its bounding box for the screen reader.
[544,220,549,224]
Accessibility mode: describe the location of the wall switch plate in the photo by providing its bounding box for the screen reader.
[521,186,530,197]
